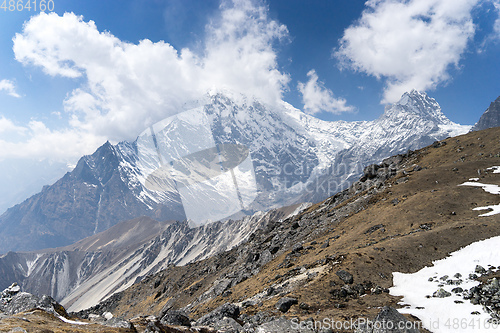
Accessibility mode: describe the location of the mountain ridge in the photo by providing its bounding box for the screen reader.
[0,90,469,254]
[0,203,309,312]
[471,95,500,131]
[74,126,500,332]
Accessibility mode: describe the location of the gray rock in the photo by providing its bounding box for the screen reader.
[240,311,271,327]
[476,265,487,274]
[6,328,27,333]
[1,283,20,298]
[433,288,451,298]
[196,303,240,326]
[275,297,298,313]
[212,317,243,332]
[0,289,65,317]
[336,270,354,284]
[160,309,191,327]
[212,278,233,296]
[299,302,310,310]
[355,306,420,332]
[144,321,163,333]
[102,317,133,329]
[292,243,304,253]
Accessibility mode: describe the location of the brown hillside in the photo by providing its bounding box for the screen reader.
[77,127,500,329]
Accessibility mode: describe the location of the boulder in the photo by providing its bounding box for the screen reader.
[336,270,354,284]
[0,291,65,317]
[212,317,243,332]
[161,309,191,327]
[275,297,298,313]
[195,303,240,326]
[433,288,451,298]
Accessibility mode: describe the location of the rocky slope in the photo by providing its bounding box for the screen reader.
[0,90,468,254]
[74,127,500,332]
[0,282,416,332]
[471,95,500,131]
[0,203,308,313]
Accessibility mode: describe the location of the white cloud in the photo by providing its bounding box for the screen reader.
[0,116,26,135]
[335,0,480,103]
[12,0,289,147]
[493,1,500,38]
[0,118,105,160]
[0,79,21,98]
[298,70,354,115]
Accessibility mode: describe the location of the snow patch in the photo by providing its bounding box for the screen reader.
[58,315,89,325]
[487,166,500,174]
[460,174,500,217]
[391,236,500,332]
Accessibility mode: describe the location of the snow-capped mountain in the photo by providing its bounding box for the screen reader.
[302,89,470,202]
[0,90,469,254]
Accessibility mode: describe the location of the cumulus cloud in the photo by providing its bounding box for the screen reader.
[0,116,26,135]
[0,117,105,160]
[12,0,289,146]
[335,0,480,103]
[0,79,21,98]
[298,70,354,115]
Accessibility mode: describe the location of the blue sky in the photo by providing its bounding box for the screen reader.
[0,0,499,174]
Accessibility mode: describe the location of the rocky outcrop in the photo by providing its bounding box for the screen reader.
[275,297,298,313]
[463,267,500,322]
[160,309,192,327]
[0,283,66,317]
[195,303,240,326]
[471,96,500,131]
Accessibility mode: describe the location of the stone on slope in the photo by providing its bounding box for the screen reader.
[195,303,240,326]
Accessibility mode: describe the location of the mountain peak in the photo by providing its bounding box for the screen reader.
[398,89,428,105]
[383,90,450,125]
[471,95,500,132]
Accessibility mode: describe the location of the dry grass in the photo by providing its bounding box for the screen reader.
[84,127,500,329]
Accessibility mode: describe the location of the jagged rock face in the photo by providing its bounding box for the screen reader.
[471,96,500,131]
[0,142,184,254]
[0,91,468,254]
[0,283,65,317]
[301,90,469,203]
[0,206,297,312]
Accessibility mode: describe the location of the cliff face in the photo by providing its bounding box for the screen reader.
[471,95,500,131]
